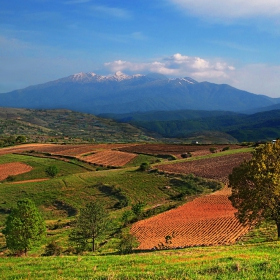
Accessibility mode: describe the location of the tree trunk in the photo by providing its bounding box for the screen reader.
[92,236,95,252]
[277,223,280,239]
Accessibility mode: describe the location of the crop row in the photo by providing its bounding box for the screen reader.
[131,188,250,249]
[119,143,243,158]
[155,152,252,183]
[80,150,137,167]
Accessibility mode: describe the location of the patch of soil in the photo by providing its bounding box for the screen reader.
[0,162,33,180]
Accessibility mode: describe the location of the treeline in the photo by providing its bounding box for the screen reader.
[0,135,26,147]
[130,109,280,142]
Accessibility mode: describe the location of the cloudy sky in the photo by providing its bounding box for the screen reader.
[1,0,280,97]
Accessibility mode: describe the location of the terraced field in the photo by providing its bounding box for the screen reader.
[155,152,252,183]
[131,187,250,249]
[119,143,244,159]
[80,150,137,167]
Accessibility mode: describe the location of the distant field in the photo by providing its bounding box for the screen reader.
[155,152,252,183]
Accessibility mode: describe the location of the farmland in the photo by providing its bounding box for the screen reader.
[1,141,280,278]
[155,152,252,183]
[0,162,33,180]
[131,187,250,250]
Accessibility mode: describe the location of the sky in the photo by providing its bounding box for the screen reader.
[1,0,280,97]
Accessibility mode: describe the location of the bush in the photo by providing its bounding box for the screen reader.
[209,147,217,153]
[43,241,62,256]
[139,162,150,171]
[118,233,139,254]
[45,165,58,177]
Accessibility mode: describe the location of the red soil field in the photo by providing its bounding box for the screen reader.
[0,143,136,157]
[80,150,137,167]
[131,187,250,249]
[0,162,33,180]
[119,143,244,159]
[155,152,252,184]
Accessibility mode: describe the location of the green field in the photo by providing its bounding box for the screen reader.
[1,242,280,279]
[2,144,277,279]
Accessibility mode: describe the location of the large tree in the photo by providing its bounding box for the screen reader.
[229,140,280,238]
[69,201,110,252]
[3,199,46,256]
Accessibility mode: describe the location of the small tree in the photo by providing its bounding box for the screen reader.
[139,162,150,171]
[229,140,280,238]
[16,135,26,143]
[118,233,139,254]
[131,201,146,219]
[45,165,58,178]
[121,210,134,226]
[69,201,110,252]
[3,199,46,256]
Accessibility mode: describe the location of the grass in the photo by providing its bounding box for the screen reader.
[1,242,280,279]
[1,144,267,279]
[153,147,254,166]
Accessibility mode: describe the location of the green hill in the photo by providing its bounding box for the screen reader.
[0,107,157,143]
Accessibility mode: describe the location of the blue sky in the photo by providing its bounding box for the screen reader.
[1,0,280,97]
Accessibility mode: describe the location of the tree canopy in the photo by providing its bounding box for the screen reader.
[69,201,110,252]
[229,140,280,238]
[3,199,46,255]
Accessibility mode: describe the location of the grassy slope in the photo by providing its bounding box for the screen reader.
[1,242,280,279]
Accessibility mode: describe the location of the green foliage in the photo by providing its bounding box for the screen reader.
[43,240,62,256]
[118,233,139,254]
[45,165,58,177]
[16,135,26,143]
[209,147,217,153]
[131,201,146,218]
[229,140,280,238]
[139,162,150,171]
[69,201,111,252]
[121,210,134,226]
[2,199,46,256]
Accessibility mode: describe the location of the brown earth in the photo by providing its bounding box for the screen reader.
[0,162,33,180]
[155,152,252,184]
[131,187,250,250]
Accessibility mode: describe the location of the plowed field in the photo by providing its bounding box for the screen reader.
[0,143,136,157]
[119,144,243,159]
[155,152,252,183]
[80,150,137,167]
[0,162,33,180]
[131,187,250,249]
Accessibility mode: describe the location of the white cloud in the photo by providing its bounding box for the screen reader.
[169,0,280,19]
[105,53,235,81]
[104,54,280,97]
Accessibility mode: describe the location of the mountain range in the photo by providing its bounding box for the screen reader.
[1,71,280,114]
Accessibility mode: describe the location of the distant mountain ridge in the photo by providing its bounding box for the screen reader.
[0,72,279,114]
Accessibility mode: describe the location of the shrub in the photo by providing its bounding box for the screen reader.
[45,165,58,177]
[118,233,139,254]
[209,147,217,153]
[43,241,62,256]
[139,162,150,171]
